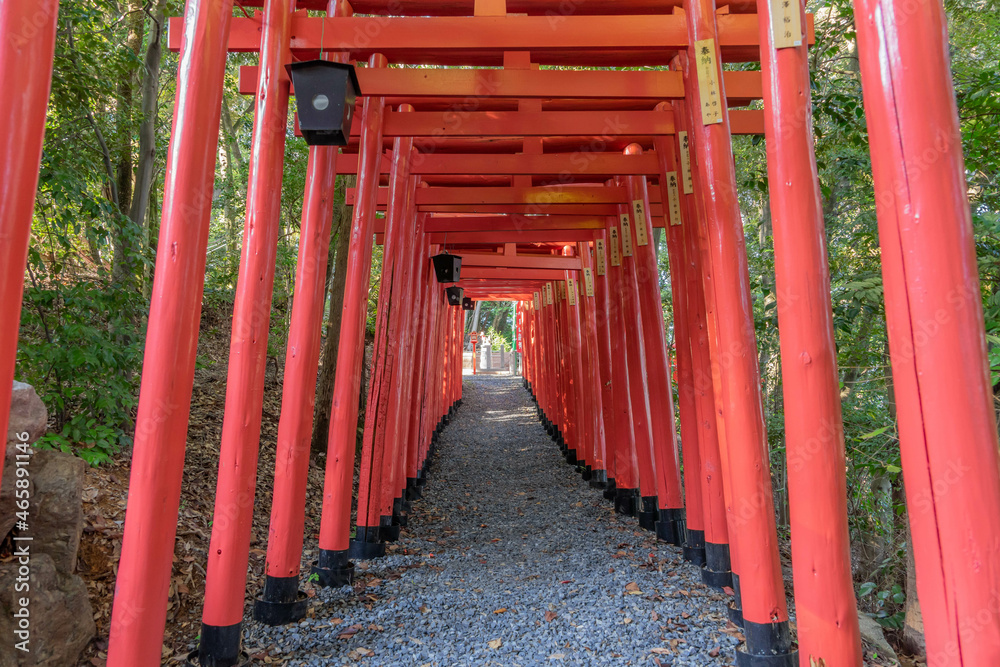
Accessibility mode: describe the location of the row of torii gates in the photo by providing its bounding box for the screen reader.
[1,0,999,665]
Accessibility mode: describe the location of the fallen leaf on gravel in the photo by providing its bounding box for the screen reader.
[331,617,343,625]
[723,586,735,596]
[337,624,362,639]
[651,611,659,621]
[709,647,720,657]
[625,581,640,591]
[682,612,690,619]
[356,648,374,657]
[494,608,507,614]
[545,611,558,622]
[488,639,502,649]
[367,578,382,587]
[650,648,672,655]
[549,653,565,659]
[623,617,633,624]
[560,580,573,584]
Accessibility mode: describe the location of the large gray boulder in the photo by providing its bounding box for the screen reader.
[0,382,94,667]
[5,381,47,445]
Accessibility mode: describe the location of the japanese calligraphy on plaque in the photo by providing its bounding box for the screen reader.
[583,267,595,297]
[666,171,682,227]
[533,291,540,309]
[632,200,649,246]
[770,0,802,48]
[609,227,621,266]
[595,239,607,276]
[678,131,693,194]
[694,38,724,125]
[545,283,552,306]
[566,278,577,306]
[619,213,634,257]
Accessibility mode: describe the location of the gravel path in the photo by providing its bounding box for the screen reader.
[245,374,740,666]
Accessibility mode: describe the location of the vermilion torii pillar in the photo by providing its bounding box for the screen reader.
[853,0,1000,662]
[314,54,387,582]
[592,232,620,495]
[623,145,685,543]
[652,132,707,556]
[107,0,235,663]
[0,0,59,486]
[676,77,737,589]
[603,214,640,510]
[755,0,862,661]
[199,0,293,659]
[355,125,416,554]
[256,0,354,626]
[577,242,607,486]
[615,198,659,520]
[682,0,794,661]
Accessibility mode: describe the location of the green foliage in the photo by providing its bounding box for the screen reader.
[18,280,145,465]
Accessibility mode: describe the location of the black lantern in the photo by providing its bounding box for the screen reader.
[445,286,464,306]
[431,252,462,284]
[462,297,475,311]
[287,60,362,146]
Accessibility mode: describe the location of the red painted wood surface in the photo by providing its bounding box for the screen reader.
[0,0,58,486]
[107,0,235,662]
[855,0,1000,660]
[202,0,293,629]
[756,0,861,661]
[317,56,387,553]
[684,0,787,628]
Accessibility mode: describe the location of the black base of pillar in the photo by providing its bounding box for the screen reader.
[638,496,658,530]
[701,541,733,589]
[405,478,422,500]
[195,622,243,667]
[253,575,308,626]
[349,526,386,560]
[655,508,685,546]
[682,528,706,566]
[728,601,744,627]
[728,572,744,627]
[311,549,355,588]
[614,488,639,516]
[735,619,797,666]
[603,477,617,501]
[588,469,607,489]
[581,464,592,481]
[564,448,578,465]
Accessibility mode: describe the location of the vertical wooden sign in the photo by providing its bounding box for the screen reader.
[583,267,595,297]
[770,0,802,48]
[595,239,607,276]
[632,199,649,246]
[694,38,724,125]
[666,171,682,227]
[609,227,621,266]
[533,291,540,309]
[566,278,577,306]
[678,131,694,194]
[545,283,552,306]
[619,213,634,257]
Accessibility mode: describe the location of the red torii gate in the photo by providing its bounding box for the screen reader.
[1,0,999,666]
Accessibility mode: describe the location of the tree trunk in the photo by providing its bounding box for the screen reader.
[902,517,926,656]
[311,182,353,456]
[130,0,167,291]
[219,99,248,279]
[111,1,145,286]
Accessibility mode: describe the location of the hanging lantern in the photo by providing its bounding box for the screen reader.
[462,297,475,311]
[287,60,362,146]
[431,252,462,284]
[445,286,464,306]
